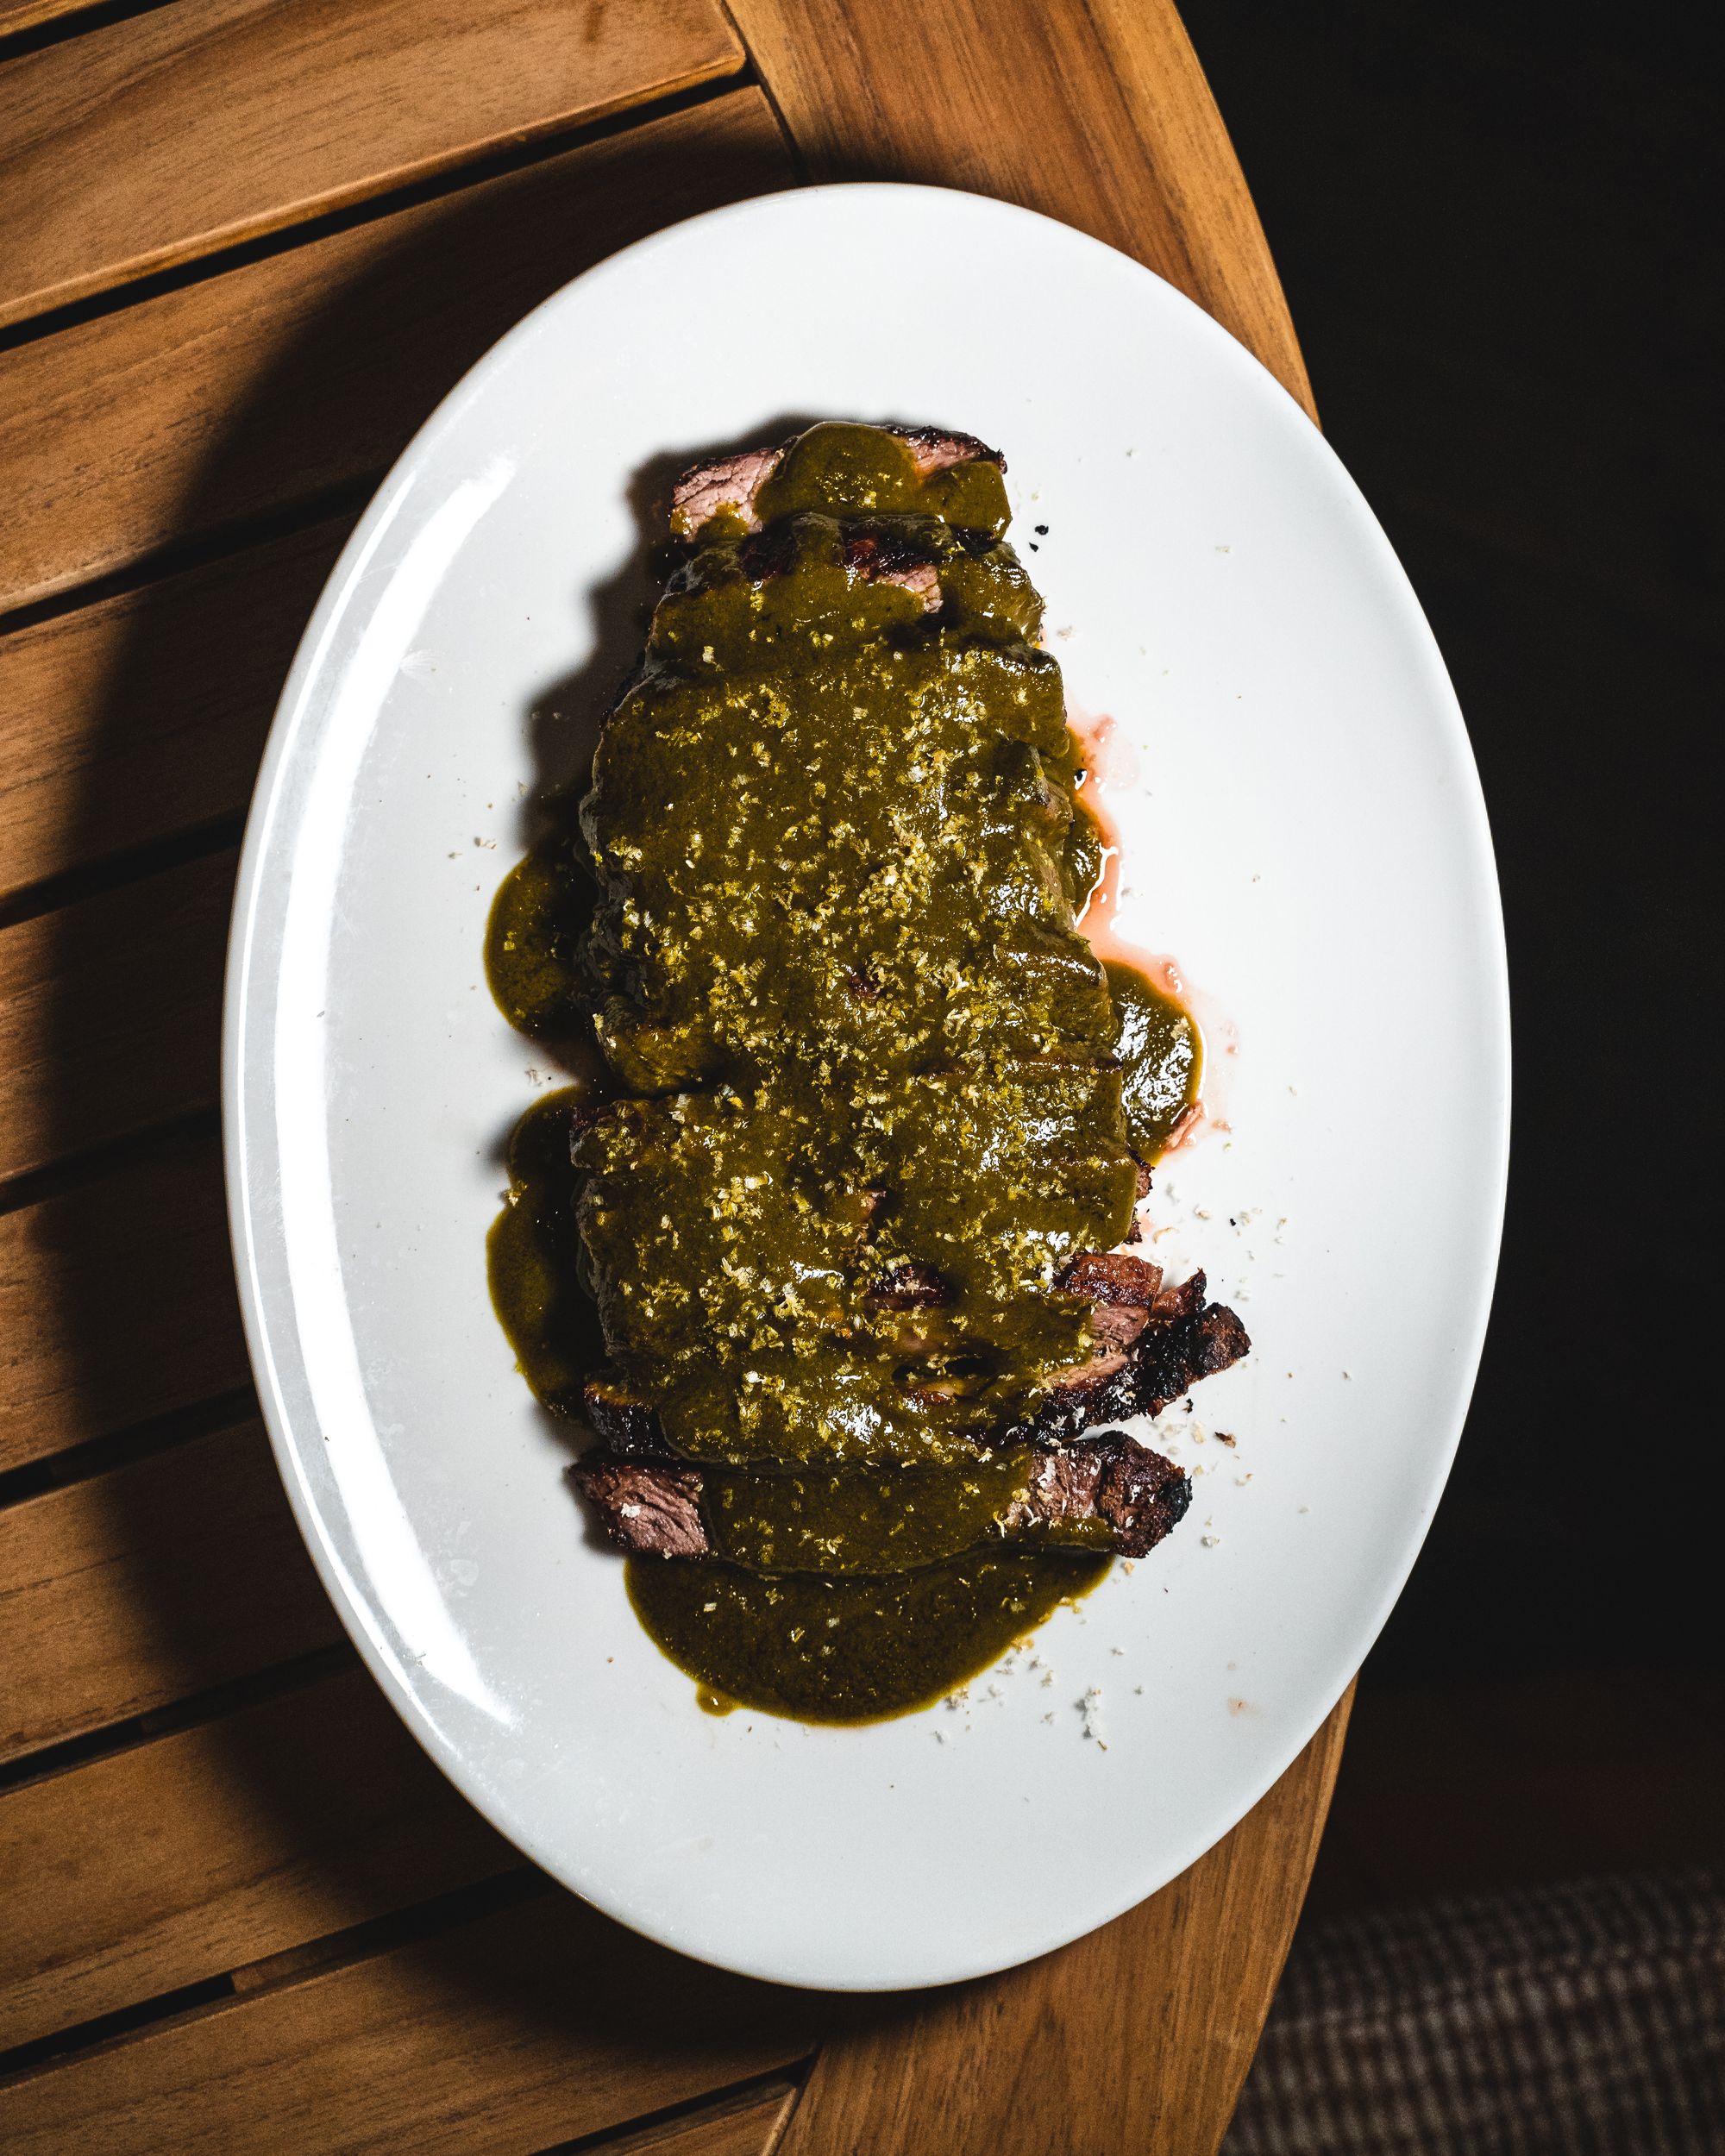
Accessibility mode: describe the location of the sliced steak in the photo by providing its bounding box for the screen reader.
[668,447,783,540]
[1022,1273,1251,1445]
[574,1454,706,1559]
[893,424,1002,476]
[581,1370,666,1455]
[670,423,1001,537]
[1138,1300,1252,1410]
[839,529,943,608]
[581,1266,1249,1461]
[1061,1250,1164,1306]
[1021,1431,1192,1557]
[574,1431,1189,1565]
[1042,1249,1167,1383]
[1084,1301,1148,1353]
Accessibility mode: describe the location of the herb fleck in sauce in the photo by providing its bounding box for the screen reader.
[487,423,1200,1720]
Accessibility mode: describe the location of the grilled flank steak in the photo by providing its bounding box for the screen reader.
[488,422,1246,1719]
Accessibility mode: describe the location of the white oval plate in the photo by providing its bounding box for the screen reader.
[225,183,1508,1992]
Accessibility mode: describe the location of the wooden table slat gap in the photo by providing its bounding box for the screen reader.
[529,2074,803,2156]
[0,1381,256,1512]
[0,844,232,1184]
[0,1641,354,1799]
[0,68,749,372]
[0,511,354,909]
[0,1971,240,2089]
[3,1657,529,2048]
[0,0,747,332]
[0,1100,217,1225]
[0,812,241,937]
[0,1418,345,1759]
[0,1879,824,2156]
[0,1868,546,2086]
[0,89,796,611]
[0,1134,248,1473]
[217,1866,551,2007]
[0,0,177,58]
[0,474,374,642]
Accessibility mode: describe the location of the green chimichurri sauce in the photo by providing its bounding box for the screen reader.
[485,840,597,1047]
[627,1547,1108,1724]
[1107,959,1201,1157]
[691,1445,1115,1574]
[485,422,1201,1720]
[486,1087,605,1416]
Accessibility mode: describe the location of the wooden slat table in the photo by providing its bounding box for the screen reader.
[0,4,1350,2147]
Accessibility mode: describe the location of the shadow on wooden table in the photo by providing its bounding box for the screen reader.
[24,93,803,1455]
[14,100,896,2098]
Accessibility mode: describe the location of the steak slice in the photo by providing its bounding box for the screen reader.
[724,521,944,610]
[841,531,941,611]
[668,447,781,541]
[1061,1250,1164,1309]
[575,1455,706,1559]
[581,1369,665,1456]
[671,423,1001,537]
[574,1431,1190,1566]
[1038,1251,1173,1392]
[580,1265,1249,1461]
[1024,1429,1193,1557]
[1021,1270,1251,1445]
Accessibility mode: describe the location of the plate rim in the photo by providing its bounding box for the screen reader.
[223,178,1511,1991]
